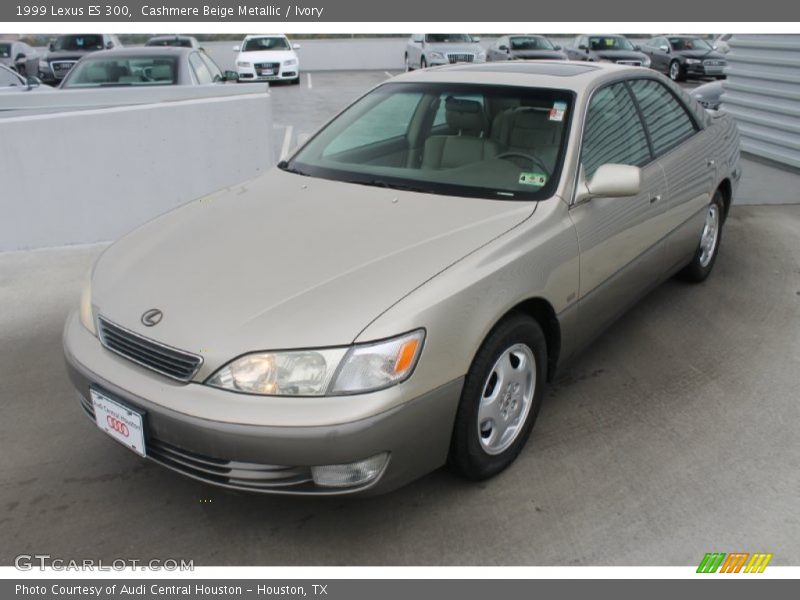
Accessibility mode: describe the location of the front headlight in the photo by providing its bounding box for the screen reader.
[38,59,49,71]
[79,268,96,335]
[428,51,445,60]
[207,329,425,396]
[237,61,251,67]
[642,57,651,67]
[477,51,487,61]
[283,58,297,66]
[685,58,701,65]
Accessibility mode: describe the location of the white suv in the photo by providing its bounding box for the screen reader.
[234,35,300,84]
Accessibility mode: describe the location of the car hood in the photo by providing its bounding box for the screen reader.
[92,169,535,372]
[510,50,566,60]
[45,50,94,61]
[676,49,725,60]
[592,50,648,61]
[238,49,297,63]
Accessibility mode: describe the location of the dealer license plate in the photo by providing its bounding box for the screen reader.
[90,389,146,457]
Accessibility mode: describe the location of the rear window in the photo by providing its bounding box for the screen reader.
[63,57,178,87]
[147,38,192,48]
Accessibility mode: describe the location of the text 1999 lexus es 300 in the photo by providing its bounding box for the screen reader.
[63,61,740,495]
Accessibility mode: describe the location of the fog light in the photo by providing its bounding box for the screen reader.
[311,453,389,488]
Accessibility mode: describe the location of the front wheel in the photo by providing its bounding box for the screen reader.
[449,313,547,480]
[669,60,685,82]
[679,190,724,282]
[420,57,428,69]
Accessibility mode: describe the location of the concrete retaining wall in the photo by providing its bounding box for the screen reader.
[0,86,273,251]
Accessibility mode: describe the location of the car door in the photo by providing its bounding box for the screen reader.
[627,78,716,273]
[569,80,668,342]
[649,37,670,72]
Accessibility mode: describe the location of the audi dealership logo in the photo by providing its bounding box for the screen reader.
[141,308,163,327]
[106,416,129,437]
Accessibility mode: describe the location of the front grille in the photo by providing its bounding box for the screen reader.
[51,61,76,78]
[703,59,725,66]
[616,60,642,66]
[254,62,280,70]
[447,53,474,64]
[77,394,314,492]
[98,317,202,382]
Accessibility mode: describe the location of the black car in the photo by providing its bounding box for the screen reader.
[642,36,727,82]
[0,39,39,77]
[565,34,651,67]
[38,34,122,86]
[487,35,567,61]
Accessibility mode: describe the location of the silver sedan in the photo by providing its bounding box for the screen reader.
[64,61,740,496]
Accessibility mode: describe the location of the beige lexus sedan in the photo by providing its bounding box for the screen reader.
[64,62,740,495]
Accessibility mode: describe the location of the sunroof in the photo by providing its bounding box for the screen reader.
[446,62,599,77]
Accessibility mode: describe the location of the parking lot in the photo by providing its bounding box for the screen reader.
[2,69,799,566]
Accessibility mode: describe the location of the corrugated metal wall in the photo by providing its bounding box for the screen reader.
[722,34,800,169]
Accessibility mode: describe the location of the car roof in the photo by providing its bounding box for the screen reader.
[391,60,648,92]
[77,47,195,58]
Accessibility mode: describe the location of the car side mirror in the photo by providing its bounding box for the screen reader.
[106,41,114,49]
[582,164,642,200]
[498,44,508,51]
[15,53,26,61]
[472,36,481,42]
[25,76,42,89]
[634,44,641,51]
[224,70,239,82]
[292,43,301,50]
[232,45,240,52]
[553,45,562,51]
[578,44,588,51]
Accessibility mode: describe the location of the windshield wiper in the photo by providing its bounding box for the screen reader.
[277,161,308,176]
[348,178,428,193]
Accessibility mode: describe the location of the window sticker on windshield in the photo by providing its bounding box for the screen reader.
[549,101,567,122]
[519,172,547,187]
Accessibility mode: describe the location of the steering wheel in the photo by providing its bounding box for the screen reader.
[496,151,549,174]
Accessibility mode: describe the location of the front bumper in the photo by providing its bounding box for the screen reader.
[63,311,463,496]
[237,67,298,82]
[685,63,726,78]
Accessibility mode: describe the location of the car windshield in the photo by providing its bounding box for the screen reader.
[53,35,105,51]
[668,37,712,51]
[510,36,554,50]
[147,38,193,48]
[588,36,634,51]
[425,34,473,44]
[286,82,573,201]
[0,66,23,86]
[0,44,11,58]
[242,37,290,51]
[63,56,178,87]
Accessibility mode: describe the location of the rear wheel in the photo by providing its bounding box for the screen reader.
[449,313,547,480]
[679,190,724,282]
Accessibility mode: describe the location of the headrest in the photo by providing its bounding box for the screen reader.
[444,97,487,134]
[150,65,173,81]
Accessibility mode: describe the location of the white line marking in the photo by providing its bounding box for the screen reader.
[384,71,394,78]
[280,125,293,160]
[306,73,312,89]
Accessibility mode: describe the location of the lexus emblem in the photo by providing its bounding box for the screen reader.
[141,308,163,327]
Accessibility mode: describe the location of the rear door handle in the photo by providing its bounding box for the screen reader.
[649,194,662,204]
[707,159,716,167]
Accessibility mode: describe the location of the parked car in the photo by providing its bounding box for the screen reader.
[487,35,567,61]
[713,34,733,54]
[405,34,486,70]
[0,63,52,92]
[691,80,724,110]
[642,36,727,82]
[0,39,39,77]
[64,61,740,496]
[59,47,236,88]
[38,34,122,86]
[145,35,202,50]
[565,34,651,67]
[233,34,300,84]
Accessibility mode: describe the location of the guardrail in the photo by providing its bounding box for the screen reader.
[0,84,274,251]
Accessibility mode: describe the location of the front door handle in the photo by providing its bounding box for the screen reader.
[649,194,662,204]
[707,159,716,167]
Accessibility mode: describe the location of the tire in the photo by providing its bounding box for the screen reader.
[679,190,725,282]
[291,76,300,85]
[669,60,685,82]
[421,57,428,69]
[404,54,413,71]
[449,313,547,481]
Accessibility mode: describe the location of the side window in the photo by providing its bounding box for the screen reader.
[323,92,423,155]
[188,52,213,84]
[199,52,223,82]
[628,79,697,156]
[582,82,651,178]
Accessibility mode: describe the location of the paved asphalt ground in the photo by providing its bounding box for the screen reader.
[2,71,798,567]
